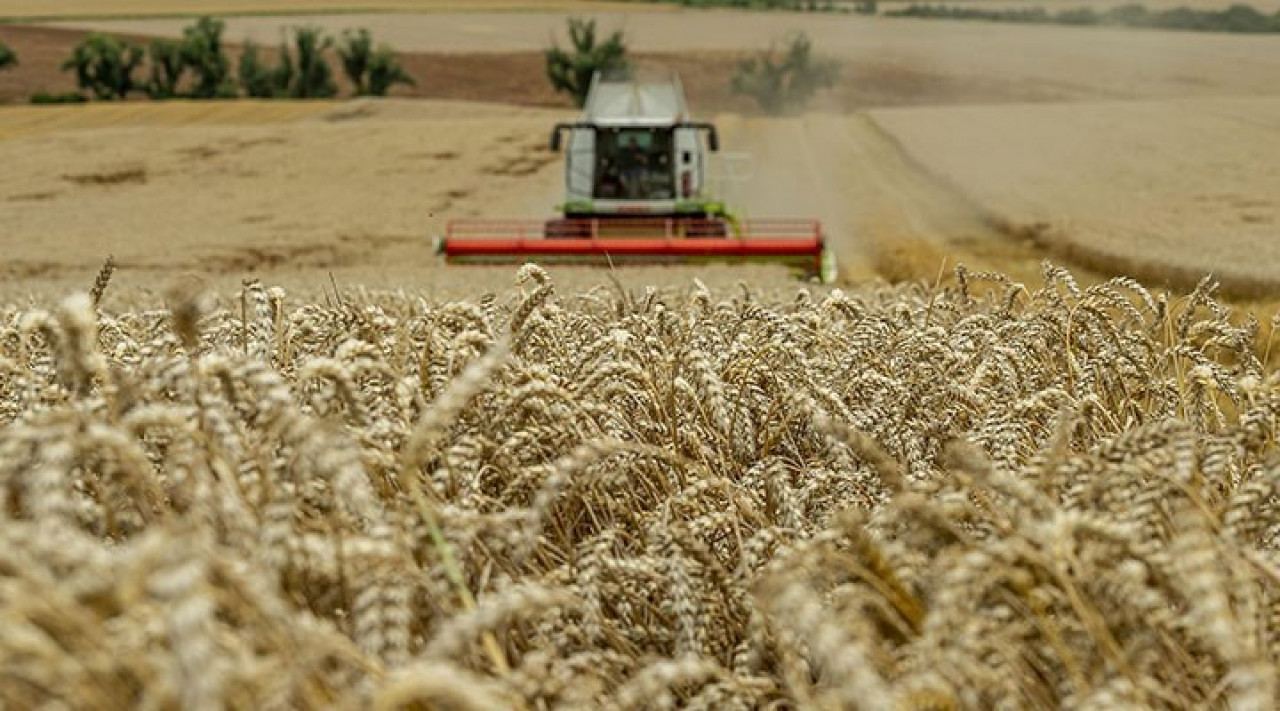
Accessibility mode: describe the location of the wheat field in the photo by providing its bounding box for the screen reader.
[0,101,341,141]
[872,97,1280,296]
[2,261,1278,709]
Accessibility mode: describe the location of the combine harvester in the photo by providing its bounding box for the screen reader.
[436,73,836,283]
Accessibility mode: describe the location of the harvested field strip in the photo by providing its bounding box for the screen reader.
[0,100,336,140]
[719,113,1059,286]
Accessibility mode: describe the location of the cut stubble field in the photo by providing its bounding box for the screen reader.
[0,98,1073,299]
[0,100,822,301]
[0,100,570,299]
[2,97,1278,297]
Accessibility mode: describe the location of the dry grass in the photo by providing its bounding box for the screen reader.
[2,261,1279,709]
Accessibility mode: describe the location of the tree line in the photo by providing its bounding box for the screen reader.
[545,18,840,114]
[6,16,840,114]
[25,17,413,104]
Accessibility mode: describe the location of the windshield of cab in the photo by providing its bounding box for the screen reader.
[594,127,675,201]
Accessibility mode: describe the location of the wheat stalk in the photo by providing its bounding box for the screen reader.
[0,263,1276,708]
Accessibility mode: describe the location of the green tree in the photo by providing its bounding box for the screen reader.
[545,18,629,108]
[366,47,415,96]
[237,27,336,99]
[181,16,235,98]
[338,28,415,96]
[0,40,17,71]
[147,38,186,99]
[237,40,284,98]
[337,28,373,94]
[63,34,145,100]
[288,26,337,98]
[731,32,839,114]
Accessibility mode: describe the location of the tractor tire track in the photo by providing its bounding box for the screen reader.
[717,112,1046,285]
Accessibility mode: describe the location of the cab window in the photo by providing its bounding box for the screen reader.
[594,128,674,200]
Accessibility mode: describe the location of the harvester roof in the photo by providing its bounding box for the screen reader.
[584,74,690,127]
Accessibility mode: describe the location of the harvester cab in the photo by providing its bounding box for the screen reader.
[438,72,835,283]
[547,73,725,234]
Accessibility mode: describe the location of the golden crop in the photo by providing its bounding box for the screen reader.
[1,262,1277,709]
[0,101,338,142]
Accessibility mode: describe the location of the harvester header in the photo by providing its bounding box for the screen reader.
[437,72,834,282]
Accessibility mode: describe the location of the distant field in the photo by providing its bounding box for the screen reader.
[51,10,1280,105]
[5,0,1278,20]
[6,4,1280,295]
[1,22,1196,113]
[0,0,643,20]
[874,96,1280,294]
[878,0,1280,10]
